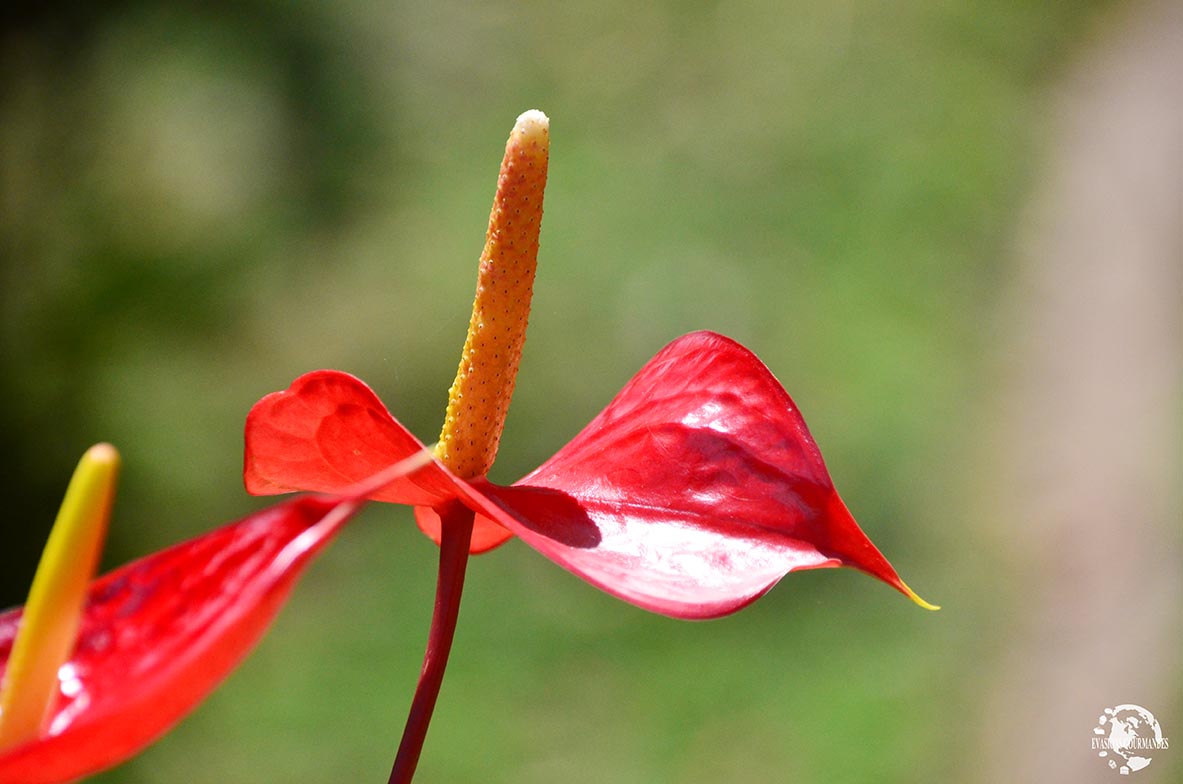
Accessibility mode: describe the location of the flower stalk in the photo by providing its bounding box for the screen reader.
[388,504,474,784]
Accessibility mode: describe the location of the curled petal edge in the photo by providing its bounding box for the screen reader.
[243,369,512,553]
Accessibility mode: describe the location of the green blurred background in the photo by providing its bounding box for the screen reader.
[2,1,1180,782]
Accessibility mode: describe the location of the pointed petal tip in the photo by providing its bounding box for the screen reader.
[898,580,940,611]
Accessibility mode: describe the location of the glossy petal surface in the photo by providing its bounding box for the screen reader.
[243,333,925,618]
[244,370,514,553]
[0,494,361,784]
[465,332,917,618]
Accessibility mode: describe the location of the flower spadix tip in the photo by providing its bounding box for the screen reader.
[513,109,549,142]
[0,443,120,750]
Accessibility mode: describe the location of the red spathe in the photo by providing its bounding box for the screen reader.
[244,331,915,619]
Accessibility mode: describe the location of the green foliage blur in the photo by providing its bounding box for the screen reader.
[0,1,1129,782]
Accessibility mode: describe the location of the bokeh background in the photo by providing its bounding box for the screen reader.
[2,1,1179,782]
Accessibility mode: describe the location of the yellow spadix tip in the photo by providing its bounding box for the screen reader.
[0,443,120,750]
[513,109,549,140]
[899,580,940,611]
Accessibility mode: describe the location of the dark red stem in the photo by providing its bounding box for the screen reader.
[387,504,474,784]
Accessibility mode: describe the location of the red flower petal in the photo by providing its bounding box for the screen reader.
[460,332,925,618]
[241,334,932,618]
[243,370,513,553]
[0,494,361,783]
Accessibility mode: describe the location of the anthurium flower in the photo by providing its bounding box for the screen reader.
[0,445,434,784]
[243,110,936,783]
[246,333,935,618]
